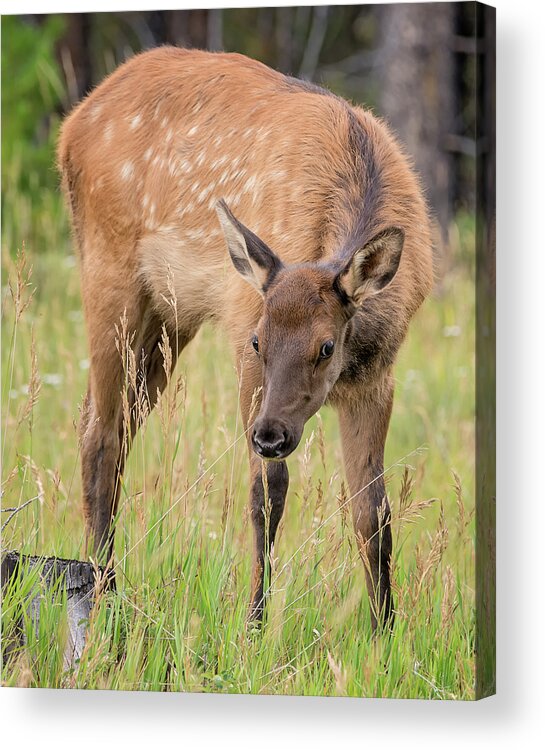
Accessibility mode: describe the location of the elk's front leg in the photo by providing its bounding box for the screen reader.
[337,376,395,632]
[248,457,289,623]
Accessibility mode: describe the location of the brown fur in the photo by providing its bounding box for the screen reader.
[58,47,433,629]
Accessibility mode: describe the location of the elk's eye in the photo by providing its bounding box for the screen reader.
[252,335,259,353]
[320,340,335,359]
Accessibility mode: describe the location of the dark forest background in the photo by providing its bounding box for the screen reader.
[2,3,494,255]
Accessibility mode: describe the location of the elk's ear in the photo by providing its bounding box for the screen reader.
[216,199,283,295]
[337,227,404,306]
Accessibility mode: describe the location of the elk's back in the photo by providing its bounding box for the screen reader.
[58,46,433,336]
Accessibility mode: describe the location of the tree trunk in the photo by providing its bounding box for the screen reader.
[378,2,455,245]
[57,13,93,104]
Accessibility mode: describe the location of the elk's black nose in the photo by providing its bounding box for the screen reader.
[252,423,289,459]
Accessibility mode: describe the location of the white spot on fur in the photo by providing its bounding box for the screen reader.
[196,152,206,167]
[121,161,134,181]
[90,104,102,122]
[213,136,223,147]
[161,117,168,128]
[144,147,153,162]
[225,192,242,206]
[188,125,198,137]
[130,114,142,130]
[232,168,248,181]
[177,203,193,217]
[186,228,205,241]
[165,128,173,143]
[244,175,258,193]
[211,155,228,170]
[153,156,168,170]
[143,194,150,208]
[197,184,214,204]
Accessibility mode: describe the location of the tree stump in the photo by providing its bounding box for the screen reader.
[1,550,105,669]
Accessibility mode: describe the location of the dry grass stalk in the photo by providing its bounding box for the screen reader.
[398,497,438,528]
[453,470,465,533]
[299,430,315,506]
[327,650,347,695]
[8,245,34,324]
[314,478,324,525]
[115,309,136,452]
[336,481,350,539]
[21,454,45,508]
[440,565,457,631]
[221,485,231,536]
[412,503,449,604]
[261,458,272,554]
[248,385,262,425]
[200,472,216,519]
[45,467,66,510]
[316,412,327,474]
[17,328,41,430]
[397,464,415,521]
[452,469,474,537]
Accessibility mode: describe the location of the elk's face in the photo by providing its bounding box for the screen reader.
[216,200,404,460]
[249,269,347,458]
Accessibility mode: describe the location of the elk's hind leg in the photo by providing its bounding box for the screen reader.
[79,276,143,565]
[80,275,189,565]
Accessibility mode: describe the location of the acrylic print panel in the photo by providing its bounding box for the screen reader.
[1,2,495,699]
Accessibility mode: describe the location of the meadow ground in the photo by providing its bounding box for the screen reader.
[1,213,476,698]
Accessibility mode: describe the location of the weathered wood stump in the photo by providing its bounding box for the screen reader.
[1,550,105,669]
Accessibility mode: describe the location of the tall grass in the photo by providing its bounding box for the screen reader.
[1,213,476,697]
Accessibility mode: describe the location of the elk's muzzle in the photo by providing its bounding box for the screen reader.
[252,418,295,460]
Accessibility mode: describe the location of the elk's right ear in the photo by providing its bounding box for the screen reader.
[216,199,283,295]
[336,227,404,306]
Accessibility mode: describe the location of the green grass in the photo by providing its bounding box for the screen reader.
[1,214,476,698]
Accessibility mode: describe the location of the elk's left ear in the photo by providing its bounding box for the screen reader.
[216,199,283,295]
[337,227,404,305]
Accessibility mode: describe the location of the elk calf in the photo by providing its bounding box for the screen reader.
[58,47,433,630]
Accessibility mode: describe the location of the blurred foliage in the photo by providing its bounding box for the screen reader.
[2,16,69,252]
[1,16,66,199]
